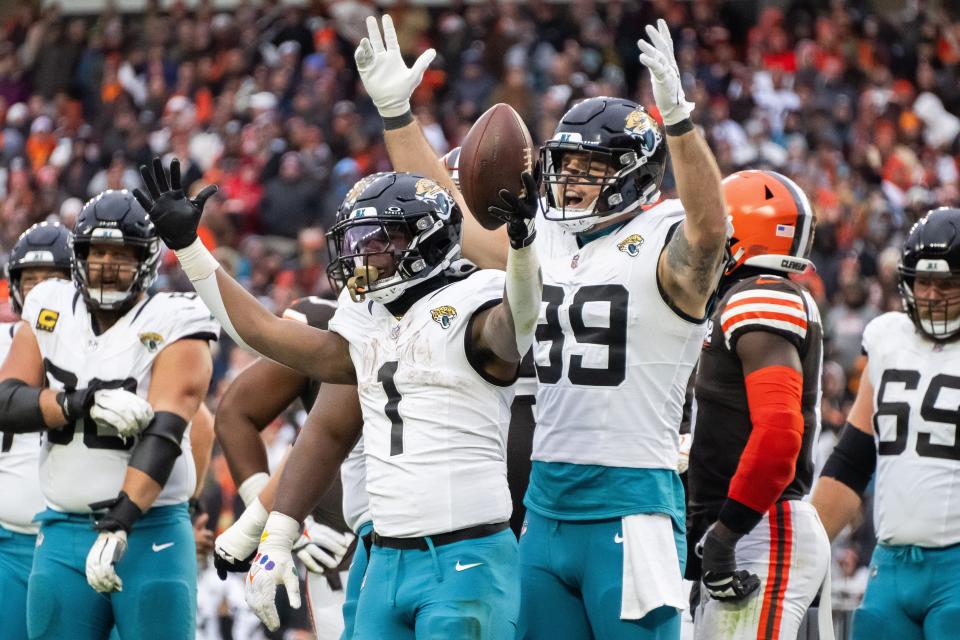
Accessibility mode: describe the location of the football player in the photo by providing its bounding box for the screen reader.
[686,170,832,639]
[0,190,218,640]
[211,295,359,640]
[356,15,728,637]
[0,221,72,640]
[134,158,541,638]
[813,206,960,639]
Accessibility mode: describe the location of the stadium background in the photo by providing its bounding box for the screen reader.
[0,0,957,637]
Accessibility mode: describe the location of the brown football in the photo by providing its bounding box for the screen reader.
[458,103,536,230]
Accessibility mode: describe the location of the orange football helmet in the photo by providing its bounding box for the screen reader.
[722,170,815,275]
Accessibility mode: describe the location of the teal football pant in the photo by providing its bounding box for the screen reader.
[0,527,37,640]
[353,527,519,639]
[518,511,683,639]
[341,520,373,640]
[27,503,196,640]
[853,542,960,640]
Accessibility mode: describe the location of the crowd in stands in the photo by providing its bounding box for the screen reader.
[1,1,958,635]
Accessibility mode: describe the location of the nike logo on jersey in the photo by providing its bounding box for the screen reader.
[455,561,483,572]
[614,533,624,544]
[152,542,175,552]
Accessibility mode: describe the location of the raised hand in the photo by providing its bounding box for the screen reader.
[134,157,218,250]
[637,19,695,127]
[488,171,540,250]
[354,14,436,119]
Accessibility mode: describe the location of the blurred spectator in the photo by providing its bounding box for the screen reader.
[258,151,323,240]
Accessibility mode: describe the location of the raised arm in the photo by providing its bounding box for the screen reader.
[133,158,355,384]
[639,20,728,318]
[354,14,508,269]
[470,171,542,381]
[812,367,877,541]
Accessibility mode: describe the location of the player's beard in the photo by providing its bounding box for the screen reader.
[86,263,136,308]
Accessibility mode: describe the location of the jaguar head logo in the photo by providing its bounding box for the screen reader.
[415,178,454,220]
[617,234,644,257]
[139,331,164,353]
[430,305,458,329]
[624,109,663,158]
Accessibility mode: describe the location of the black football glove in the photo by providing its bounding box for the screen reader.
[213,548,256,581]
[699,522,761,603]
[133,157,218,251]
[488,170,539,250]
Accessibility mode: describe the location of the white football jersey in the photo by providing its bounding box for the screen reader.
[21,280,220,513]
[531,199,705,469]
[863,312,960,547]
[328,270,515,537]
[0,322,45,533]
[341,439,370,533]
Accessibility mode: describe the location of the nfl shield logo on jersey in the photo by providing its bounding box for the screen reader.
[139,332,165,353]
[430,305,458,329]
[617,234,644,257]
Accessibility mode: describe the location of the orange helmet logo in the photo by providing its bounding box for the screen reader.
[722,170,815,275]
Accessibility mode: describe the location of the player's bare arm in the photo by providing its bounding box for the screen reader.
[116,338,212,512]
[189,403,215,499]
[247,382,363,631]
[354,14,509,270]
[134,157,355,384]
[637,20,728,318]
[216,357,309,484]
[812,367,876,541]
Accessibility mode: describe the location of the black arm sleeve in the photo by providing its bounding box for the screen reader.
[128,411,189,487]
[0,379,45,433]
[820,422,877,496]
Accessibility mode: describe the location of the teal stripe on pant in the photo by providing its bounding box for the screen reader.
[853,542,960,640]
[353,527,519,640]
[518,510,682,640]
[341,520,373,640]
[26,503,196,640]
[0,527,37,640]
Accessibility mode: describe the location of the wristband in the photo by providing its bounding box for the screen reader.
[382,109,414,130]
[665,118,695,137]
[174,237,220,282]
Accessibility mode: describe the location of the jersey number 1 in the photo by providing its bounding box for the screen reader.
[378,361,404,456]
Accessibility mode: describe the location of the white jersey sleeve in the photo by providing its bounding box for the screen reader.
[0,322,46,533]
[865,311,960,547]
[22,283,219,513]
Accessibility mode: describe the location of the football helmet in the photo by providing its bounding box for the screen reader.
[722,170,815,276]
[327,172,462,304]
[6,221,72,313]
[898,207,960,342]
[541,97,667,233]
[72,190,161,312]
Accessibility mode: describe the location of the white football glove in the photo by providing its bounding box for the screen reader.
[85,530,128,593]
[354,14,436,118]
[214,497,268,580]
[637,19,695,126]
[677,432,692,474]
[89,389,154,439]
[245,512,301,632]
[292,516,355,574]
